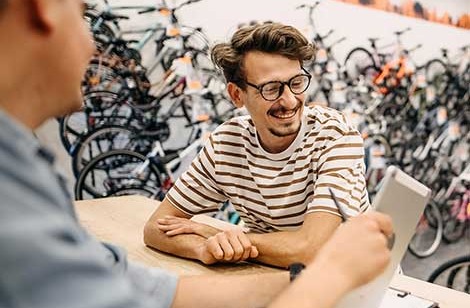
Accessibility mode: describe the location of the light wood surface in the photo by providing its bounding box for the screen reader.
[75,195,470,307]
[75,195,277,276]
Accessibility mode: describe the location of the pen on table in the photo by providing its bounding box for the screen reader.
[328,187,395,250]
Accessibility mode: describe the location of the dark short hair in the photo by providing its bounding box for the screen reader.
[211,22,315,88]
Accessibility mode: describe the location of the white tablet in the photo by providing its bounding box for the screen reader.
[335,165,432,308]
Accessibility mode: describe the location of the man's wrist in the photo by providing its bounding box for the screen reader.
[305,260,354,295]
[196,224,221,238]
[193,241,212,264]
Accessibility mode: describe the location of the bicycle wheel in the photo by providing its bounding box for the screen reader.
[344,47,377,82]
[408,200,443,258]
[59,91,131,153]
[425,59,447,84]
[71,125,153,178]
[74,149,166,201]
[443,216,467,243]
[83,59,123,93]
[428,255,470,294]
[59,111,90,154]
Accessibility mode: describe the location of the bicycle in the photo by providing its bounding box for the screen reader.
[74,114,217,200]
[428,254,470,294]
[441,166,470,243]
[344,27,413,80]
[61,50,208,154]
[407,200,444,258]
[83,0,210,94]
[296,2,348,107]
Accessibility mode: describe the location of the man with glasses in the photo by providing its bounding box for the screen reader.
[144,22,370,268]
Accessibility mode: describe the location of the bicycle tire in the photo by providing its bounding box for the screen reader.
[60,91,132,153]
[74,149,165,201]
[59,111,90,154]
[428,255,470,294]
[83,59,123,93]
[408,200,443,258]
[344,47,378,81]
[425,58,447,84]
[71,125,152,178]
[443,217,467,243]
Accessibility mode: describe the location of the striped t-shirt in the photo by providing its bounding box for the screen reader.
[167,106,370,233]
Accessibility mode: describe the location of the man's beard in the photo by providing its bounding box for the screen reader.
[267,99,303,137]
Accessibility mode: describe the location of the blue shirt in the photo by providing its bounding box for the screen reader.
[0,110,177,308]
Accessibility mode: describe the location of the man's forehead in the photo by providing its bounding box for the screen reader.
[243,52,302,82]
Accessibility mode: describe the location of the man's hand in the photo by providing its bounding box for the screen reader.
[308,212,393,290]
[156,215,216,238]
[196,229,259,264]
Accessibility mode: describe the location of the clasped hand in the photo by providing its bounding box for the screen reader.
[157,216,258,265]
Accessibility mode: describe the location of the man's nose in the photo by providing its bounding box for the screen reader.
[278,84,299,109]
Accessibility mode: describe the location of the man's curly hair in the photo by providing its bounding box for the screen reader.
[211,22,315,88]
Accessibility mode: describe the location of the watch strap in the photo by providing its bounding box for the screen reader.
[288,262,306,282]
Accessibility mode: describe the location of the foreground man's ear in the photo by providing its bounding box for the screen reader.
[27,0,61,34]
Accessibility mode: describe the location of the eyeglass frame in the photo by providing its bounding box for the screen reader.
[242,67,312,101]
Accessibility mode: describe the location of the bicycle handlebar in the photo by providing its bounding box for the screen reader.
[175,0,203,11]
[394,27,411,37]
[101,11,129,20]
[322,29,334,40]
[138,7,157,14]
[329,36,346,48]
[406,43,422,54]
[460,44,470,51]
[295,1,320,10]
[138,0,202,23]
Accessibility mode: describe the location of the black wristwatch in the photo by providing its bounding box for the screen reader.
[288,262,306,282]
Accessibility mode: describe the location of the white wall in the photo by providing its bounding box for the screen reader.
[105,0,470,66]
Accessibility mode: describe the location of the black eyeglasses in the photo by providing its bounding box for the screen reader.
[244,67,312,101]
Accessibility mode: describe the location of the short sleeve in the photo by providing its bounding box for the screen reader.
[307,132,370,217]
[166,135,228,216]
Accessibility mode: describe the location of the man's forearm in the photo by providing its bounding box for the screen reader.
[247,213,341,268]
[190,220,223,238]
[268,263,351,308]
[143,223,207,261]
[172,271,289,308]
[247,231,319,267]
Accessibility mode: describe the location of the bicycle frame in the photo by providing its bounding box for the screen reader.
[128,118,209,189]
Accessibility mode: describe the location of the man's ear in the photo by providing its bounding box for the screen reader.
[27,0,59,33]
[227,82,245,109]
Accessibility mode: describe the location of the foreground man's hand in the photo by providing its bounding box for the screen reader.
[310,211,393,289]
[269,212,393,308]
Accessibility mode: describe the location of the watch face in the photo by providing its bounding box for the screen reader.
[289,262,306,282]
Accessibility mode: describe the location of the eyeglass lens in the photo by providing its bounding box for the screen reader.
[261,74,310,100]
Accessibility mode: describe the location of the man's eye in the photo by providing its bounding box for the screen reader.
[263,83,280,93]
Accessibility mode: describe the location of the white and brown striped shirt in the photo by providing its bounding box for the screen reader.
[167,106,370,233]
